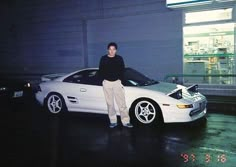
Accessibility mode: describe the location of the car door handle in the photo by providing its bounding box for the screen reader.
[80,88,87,92]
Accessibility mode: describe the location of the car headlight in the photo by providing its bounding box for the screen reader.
[177,104,193,109]
[0,87,7,91]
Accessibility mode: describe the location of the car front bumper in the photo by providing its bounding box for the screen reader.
[162,103,207,123]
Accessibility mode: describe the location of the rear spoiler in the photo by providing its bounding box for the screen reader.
[167,89,183,99]
[41,73,66,82]
[187,84,198,93]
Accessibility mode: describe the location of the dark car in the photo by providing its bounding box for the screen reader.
[0,78,33,107]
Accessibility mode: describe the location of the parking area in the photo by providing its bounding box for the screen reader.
[1,0,236,166]
[1,98,236,167]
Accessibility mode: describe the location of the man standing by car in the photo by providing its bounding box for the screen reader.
[99,42,133,128]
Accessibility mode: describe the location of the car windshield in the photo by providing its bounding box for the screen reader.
[124,68,159,86]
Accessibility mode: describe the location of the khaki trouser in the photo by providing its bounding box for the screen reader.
[102,79,130,125]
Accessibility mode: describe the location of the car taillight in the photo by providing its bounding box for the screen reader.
[0,87,7,91]
[24,83,31,88]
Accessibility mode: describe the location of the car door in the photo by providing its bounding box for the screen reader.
[61,71,88,112]
[63,69,107,113]
[77,70,107,113]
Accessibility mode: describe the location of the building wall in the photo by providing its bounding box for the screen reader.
[0,0,182,81]
[0,0,235,84]
[0,0,85,74]
[86,0,183,80]
[0,2,17,73]
[87,10,183,80]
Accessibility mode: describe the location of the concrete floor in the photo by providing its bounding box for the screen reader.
[0,100,236,167]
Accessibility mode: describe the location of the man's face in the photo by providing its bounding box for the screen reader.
[108,46,117,57]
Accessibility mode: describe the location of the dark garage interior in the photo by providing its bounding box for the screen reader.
[1,0,236,167]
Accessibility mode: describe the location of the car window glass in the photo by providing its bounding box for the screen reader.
[63,70,102,86]
[83,70,102,86]
[123,68,158,86]
[63,68,157,86]
[88,71,97,77]
[63,72,83,83]
[73,74,82,79]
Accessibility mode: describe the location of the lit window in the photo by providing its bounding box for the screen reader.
[183,23,235,85]
[166,0,212,8]
[185,8,232,24]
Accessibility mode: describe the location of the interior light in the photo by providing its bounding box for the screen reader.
[185,8,232,24]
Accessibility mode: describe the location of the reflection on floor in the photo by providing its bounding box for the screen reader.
[0,100,235,167]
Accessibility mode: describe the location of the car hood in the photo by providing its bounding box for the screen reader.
[140,82,185,94]
[140,82,206,102]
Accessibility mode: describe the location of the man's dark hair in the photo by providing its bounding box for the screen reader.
[107,42,118,50]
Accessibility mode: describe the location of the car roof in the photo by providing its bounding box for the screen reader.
[56,68,99,81]
[56,67,134,81]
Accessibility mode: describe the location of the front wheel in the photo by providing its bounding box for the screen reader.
[130,99,163,126]
[45,93,67,114]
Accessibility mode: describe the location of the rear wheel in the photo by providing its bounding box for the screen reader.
[130,99,163,127]
[45,93,67,114]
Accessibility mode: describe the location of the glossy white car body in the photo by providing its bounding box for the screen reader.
[35,68,207,124]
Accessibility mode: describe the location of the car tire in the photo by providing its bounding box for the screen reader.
[130,98,163,127]
[45,93,67,114]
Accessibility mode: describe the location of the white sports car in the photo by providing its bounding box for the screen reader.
[35,68,207,125]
